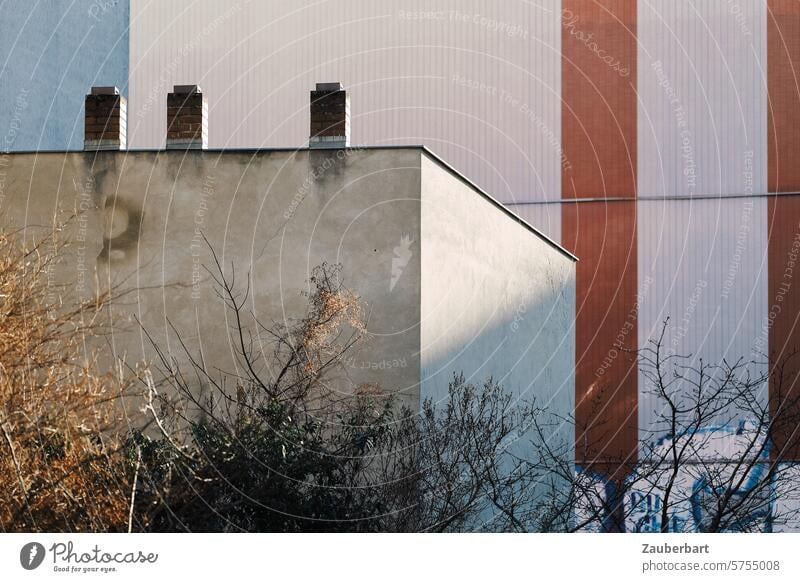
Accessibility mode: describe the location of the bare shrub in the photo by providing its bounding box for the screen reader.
[531,320,800,533]
[132,249,553,532]
[0,227,133,532]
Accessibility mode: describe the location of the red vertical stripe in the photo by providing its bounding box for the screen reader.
[561,1,638,479]
[768,1,800,461]
[767,198,800,461]
[768,1,800,193]
[561,1,637,200]
[563,201,638,477]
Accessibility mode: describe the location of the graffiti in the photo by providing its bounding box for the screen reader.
[99,197,143,262]
[389,234,414,292]
[576,421,782,532]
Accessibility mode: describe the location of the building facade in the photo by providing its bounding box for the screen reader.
[0,86,576,493]
[3,0,800,531]
[122,1,800,530]
[0,0,129,151]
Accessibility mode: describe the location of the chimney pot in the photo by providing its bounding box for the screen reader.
[84,86,126,151]
[167,84,208,150]
[315,82,343,92]
[173,84,202,95]
[310,82,350,149]
[91,86,120,96]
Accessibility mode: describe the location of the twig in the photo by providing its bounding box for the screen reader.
[1,421,37,529]
[127,445,142,533]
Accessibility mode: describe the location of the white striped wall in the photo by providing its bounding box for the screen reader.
[505,202,562,244]
[637,197,769,444]
[637,0,768,198]
[128,0,563,204]
[130,2,780,444]
[636,1,770,449]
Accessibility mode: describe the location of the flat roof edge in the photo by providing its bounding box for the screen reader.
[1,145,425,155]
[4,145,577,261]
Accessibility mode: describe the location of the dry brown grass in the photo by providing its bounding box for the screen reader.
[0,226,133,532]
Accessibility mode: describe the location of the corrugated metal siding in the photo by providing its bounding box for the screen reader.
[768,1,800,192]
[768,196,800,460]
[128,0,562,203]
[562,0,638,200]
[637,197,769,446]
[562,0,639,479]
[506,202,562,243]
[767,1,800,461]
[564,201,638,476]
[637,0,768,198]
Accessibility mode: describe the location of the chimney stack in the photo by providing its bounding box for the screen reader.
[84,86,126,151]
[167,85,208,150]
[310,82,350,149]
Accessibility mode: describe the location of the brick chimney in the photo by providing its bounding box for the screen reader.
[310,82,350,149]
[166,85,208,150]
[84,86,126,151]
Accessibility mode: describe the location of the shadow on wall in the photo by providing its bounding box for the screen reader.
[419,261,576,530]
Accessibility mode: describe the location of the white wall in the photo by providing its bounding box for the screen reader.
[637,0,768,198]
[420,152,575,522]
[637,197,769,446]
[420,152,574,404]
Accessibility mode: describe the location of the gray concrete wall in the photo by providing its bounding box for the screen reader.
[420,151,576,523]
[0,146,575,430]
[0,147,422,407]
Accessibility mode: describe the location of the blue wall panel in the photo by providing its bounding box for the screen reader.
[0,0,129,151]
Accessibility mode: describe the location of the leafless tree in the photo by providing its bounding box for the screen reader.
[371,373,566,532]
[531,320,800,533]
[10,224,794,533]
[130,245,561,532]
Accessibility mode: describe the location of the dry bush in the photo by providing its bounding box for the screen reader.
[132,252,554,532]
[0,226,134,532]
[131,258,390,532]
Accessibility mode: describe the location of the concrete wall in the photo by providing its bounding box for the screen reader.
[420,151,576,522]
[420,151,574,404]
[1,145,575,433]
[0,1,129,151]
[0,147,422,406]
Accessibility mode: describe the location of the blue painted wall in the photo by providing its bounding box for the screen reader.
[0,0,129,151]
